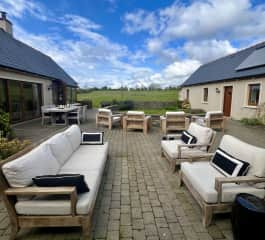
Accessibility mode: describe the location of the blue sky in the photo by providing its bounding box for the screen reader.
[1,0,265,88]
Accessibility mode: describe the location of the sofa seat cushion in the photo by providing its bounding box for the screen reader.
[161,140,206,159]
[46,133,73,166]
[61,143,108,172]
[15,169,103,215]
[64,125,81,151]
[181,162,265,203]
[127,111,144,115]
[2,144,60,187]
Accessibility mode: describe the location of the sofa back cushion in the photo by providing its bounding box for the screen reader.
[165,111,185,116]
[46,133,73,166]
[64,125,81,151]
[220,135,265,178]
[188,122,213,150]
[2,144,60,187]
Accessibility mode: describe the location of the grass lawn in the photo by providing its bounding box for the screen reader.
[77,90,179,108]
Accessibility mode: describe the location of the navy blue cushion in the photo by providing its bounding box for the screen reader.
[181,130,197,144]
[32,174,89,194]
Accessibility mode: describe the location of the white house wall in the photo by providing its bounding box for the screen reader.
[180,77,265,120]
[0,69,53,105]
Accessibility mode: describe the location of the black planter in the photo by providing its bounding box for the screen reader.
[231,193,265,240]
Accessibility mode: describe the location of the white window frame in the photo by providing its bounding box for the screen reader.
[244,81,262,108]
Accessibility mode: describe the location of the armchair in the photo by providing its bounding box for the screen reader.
[192,111,225,132]
[179,135,265,226]
[96,108,122,130]
[161,122,216,172]
[160,111,189,134]
[123,111,151,134]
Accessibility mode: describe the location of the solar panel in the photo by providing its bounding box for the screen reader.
[235,46,265,71]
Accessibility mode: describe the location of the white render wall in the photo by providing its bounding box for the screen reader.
[180,77,265,120]
[0,69,53,105]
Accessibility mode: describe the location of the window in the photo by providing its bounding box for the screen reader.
[186,89,190,101]
[0,79,8,112]
[203,88,208,102]
[248,84,260,106]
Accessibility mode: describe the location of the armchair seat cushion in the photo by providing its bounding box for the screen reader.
[161,140,206,159]
[112,116,121,123]
[181,162,265,203]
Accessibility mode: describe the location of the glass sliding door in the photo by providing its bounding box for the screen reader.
[9,80,22,122]
[6,80,42,122]
[0,79,8,112]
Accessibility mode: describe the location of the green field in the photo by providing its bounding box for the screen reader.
[77,90,179,114]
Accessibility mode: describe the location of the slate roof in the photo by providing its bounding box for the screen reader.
[0,29,78,87]
[182,41,265,87]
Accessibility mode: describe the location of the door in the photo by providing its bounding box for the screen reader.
[223,86,233,117]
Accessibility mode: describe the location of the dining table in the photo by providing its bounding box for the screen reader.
[44,106,79,125]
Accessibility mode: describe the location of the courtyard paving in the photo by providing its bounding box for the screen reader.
[1,111,264,240]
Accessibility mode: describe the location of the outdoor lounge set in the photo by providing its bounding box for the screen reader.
[0,125,108,239]
[161,120,265,226]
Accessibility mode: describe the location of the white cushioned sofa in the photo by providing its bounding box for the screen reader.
[0,125,108,239]
[179,135,265,226]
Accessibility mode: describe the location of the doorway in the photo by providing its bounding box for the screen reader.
[223,86,233,117]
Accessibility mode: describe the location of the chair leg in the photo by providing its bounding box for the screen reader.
[170,158,177,173]
[202,205,213,227]
[178,170,183,187]
[82,217,91,239]
[9,223,19,240]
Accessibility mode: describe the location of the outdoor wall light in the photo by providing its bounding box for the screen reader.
[216,88,220,93]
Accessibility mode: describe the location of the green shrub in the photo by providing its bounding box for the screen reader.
[0,138,31,160]
[240,118,263,126]
[181,99,191,111]
[118,100,134,111]
[0,110,12,138]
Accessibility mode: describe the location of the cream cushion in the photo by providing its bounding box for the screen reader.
[112,116,121,123]
[161,140,207,159]
[205,111,223,119]
[127,111,144,115]
[220,135,265,188]
[64,125,81,151]
[166,111,185,116]
[2,144,60,187]
[15,143,108,215]
[61,144,109,172]
[181,162,265,203]
[98,108,111,114]
[46,133,73,166]
[188,123,213,150]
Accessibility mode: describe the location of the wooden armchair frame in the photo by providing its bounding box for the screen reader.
[123,113,151,134]
[96,110,122,130]
[161,131,216,172]
[192,112,225,132]
[161,113,190,134]
[0,141,103,239]
[179,160,265,226]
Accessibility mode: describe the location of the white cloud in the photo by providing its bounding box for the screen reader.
[0,0,49,21]
[123,0,265,41]
[123,10,160,35]
[183,40,237,63]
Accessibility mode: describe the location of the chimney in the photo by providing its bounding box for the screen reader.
[0,11,13,35]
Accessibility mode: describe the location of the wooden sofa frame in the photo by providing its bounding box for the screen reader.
[96,110,121,130]
[161,114,190,134]
[0,140,108,240]
[178,158,265,227]
[123,113,151,134]
[161,131,216,173]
